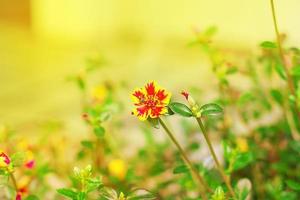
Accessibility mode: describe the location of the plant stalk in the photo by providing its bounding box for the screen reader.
[158,117,210,200]
[196,117,236,198]
[10,172,18,191]
[270,0,300,120]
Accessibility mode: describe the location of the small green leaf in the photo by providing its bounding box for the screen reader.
[286,180,300,191]
[275,63,287,80]
[24,195,40,200]
[57,188,77,199]
[81,140,94,149]
[289,95,296,104]
[168,102,193,117]
[173,164,189,174]
[93,126,105,138]
[232,152,254,171]
[291,65,300,76]
[237,92,255,106]
[226,66,238,75]
[211,186,225,200]
[200,103,223,116]
[86,177,103,192]
[77,192,86,200]
[77,77,85,90]
[260,41,277,49]
[270,89,283,104]
[167,107,175,115]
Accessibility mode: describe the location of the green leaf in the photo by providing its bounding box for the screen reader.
[286,180,300,191]
[86,177,103,192]
[77,77,85,90]
[173,164,189,174]
[237,92,255,106]
[57,188,77,199]
[168,102,193,117]
[77,192,86,200]
[211,186,225,200]
[226,66,238,75]
[291,65,300,76]
[200,103,223,116]
[81,140,94,149]
[93,126,105,138]
[260,41,277,49]
[275,63,287,80]
[270,89,283,104]
[11,152,26,167]
[232,152,254,171]
[25,195,40,200]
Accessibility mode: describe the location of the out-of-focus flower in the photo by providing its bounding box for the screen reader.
[91,85,108,103]
[108,159,127,180]
[181,91,201,117]
[236,137,249,153]
[15,187,28,200]
[131,81,171,121]
[24,151,35,169]
[16,192,22,200]
[0,151,10,168]
[16,140,35,169]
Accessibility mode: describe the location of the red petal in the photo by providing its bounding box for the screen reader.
[137,106,149,116]
[25,160,35,169]
[145,82,155,96]
[133,90,145,101]
[0,152,10,164]
[181,91,189,100]
[150,106,164,117]
[156,89,167,101]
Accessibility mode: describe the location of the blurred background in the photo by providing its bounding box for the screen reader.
[0,0,299,128]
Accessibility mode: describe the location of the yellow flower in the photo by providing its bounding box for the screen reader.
[91,85,108,102]
[236,137,249,152]
[108,159,127,180]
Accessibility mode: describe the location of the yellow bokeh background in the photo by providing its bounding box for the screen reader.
[0,0,299,128]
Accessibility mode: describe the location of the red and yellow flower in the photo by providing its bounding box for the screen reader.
[16,187,28,200]
[131,81,171,121]
[0,151,10,168]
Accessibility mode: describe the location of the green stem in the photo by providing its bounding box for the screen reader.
[158,117,210,199]
[270,0,300,120]
[196,117,236,198]
[10,172,18,191]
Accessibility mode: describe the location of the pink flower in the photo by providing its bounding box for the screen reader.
[16,192,22,200]
[0,151,10,167]
[25,160,35,169]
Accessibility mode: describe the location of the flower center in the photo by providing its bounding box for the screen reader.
[145,96,158,108]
